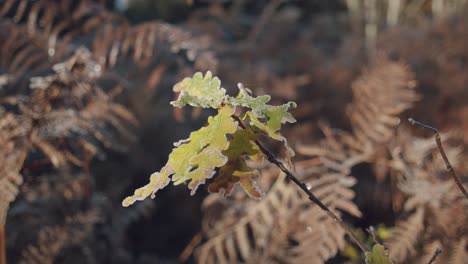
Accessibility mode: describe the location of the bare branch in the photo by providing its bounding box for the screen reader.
[408,118,468,200]
[427,248,442,264]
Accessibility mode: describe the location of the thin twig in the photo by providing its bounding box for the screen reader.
[233,115,370,253]
[367,226,379,244]
[408,118,468,200]
[0,224,5,264]
[427,248,442,264]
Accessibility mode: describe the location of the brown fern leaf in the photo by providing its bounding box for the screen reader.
[0,0,118,50]
[0,0,122,91]
[449,238,467,264]
[286,196,348,263]
[391,128,465,213]
[0,47,137,223]
[197,172,294,263]
[26,48,137,161]
[393,128,456,167]
[386,207,425,262]
[296,123,374,175]
[23,172,90,202]
[348,55,419,146]
[0,21,53,90]
[416,240,445,264]
[0,113,30,223]
[20,210,100,264]
[294,166,362,218]
[0,0,216,75]
[389,128,468,262]
[287,56,417,263]
[279,164,360,263]
[297,55,418,183]
[92,21,216,72]
[196,161,361,263]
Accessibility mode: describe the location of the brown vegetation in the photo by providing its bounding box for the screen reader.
[1,0,467,263]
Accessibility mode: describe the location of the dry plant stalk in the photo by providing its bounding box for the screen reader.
[408,118,468,200]
[0,225,5,264]
[234,116,370,253]
[427,248,443,264]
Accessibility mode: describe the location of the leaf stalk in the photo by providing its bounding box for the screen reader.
[233,115,370,253]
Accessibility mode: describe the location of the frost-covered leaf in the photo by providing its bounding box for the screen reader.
[208,127,264,198]
[170,106,238,190]
[227,85,297,159]
[365,244,393,264]
[121,167,173,207]
[124,73,299,207]
[123,106,237,207]
[228,86,297,132]
[171,71,226,108]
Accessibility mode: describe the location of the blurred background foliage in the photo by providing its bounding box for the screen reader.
[1,0,467,263]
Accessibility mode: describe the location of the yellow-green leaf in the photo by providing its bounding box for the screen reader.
[228,85,296,159]
[170,106,238,192]
[122,166,173,207]
[227,86,297,132]
[365,244,393,264]
[122,106,237,207]
[171,71,226,108]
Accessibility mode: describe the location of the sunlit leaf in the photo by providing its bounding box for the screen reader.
[228,85,297,159]
[365,244,393,264]
[124,72,298,206]
[123,106,237,206]
[171,71,226,108]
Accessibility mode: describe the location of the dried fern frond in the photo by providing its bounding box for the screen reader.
[0,0,118,53]
[290,56,418,262]
[1,1,217,262]
[0,112,30,223]
[288,56,418,262]
[449,238,467,264]
[347,55,419,146]
[92,21,216,71]
[27,47,137,156]
[296,123,374,175]
[0,21,53,91]
[197,158,361,263]
[0,47,137,224]
[298,55,419,180]
[387,127,468,263]
[20,210,100,264]
[416,240,444,264]
[391,128,464,207]
[197,172,293,263]
[386,207,425,262]
[0,0,216,75]
[288,210,345,264]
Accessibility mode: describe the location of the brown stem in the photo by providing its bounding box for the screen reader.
[233,116,370,253]
[408,118,468,200]
[0,224,6,264]
[427,248,442,264]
